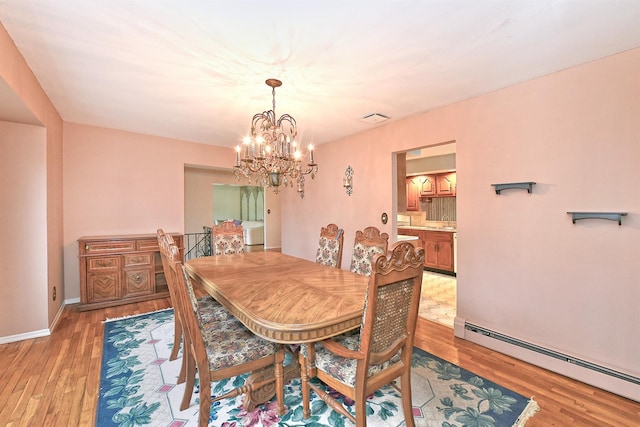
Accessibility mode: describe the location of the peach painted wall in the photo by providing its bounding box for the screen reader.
[0,23,64,335]
[281,48,640,400]
[0,122,48,337]
[184,167,240,234]
[62,123,235,301]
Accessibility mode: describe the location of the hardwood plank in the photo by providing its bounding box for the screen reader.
[0,299,638,426]
[414,317,640,426]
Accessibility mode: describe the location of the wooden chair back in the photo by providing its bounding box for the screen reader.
[300,241,425,427]
[162,242,284,426]
[156,229,184,365]
[315,223,344,268]
[349,226,389,276]
[212,220,245,255]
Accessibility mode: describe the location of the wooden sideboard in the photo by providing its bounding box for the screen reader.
[78,233,183,311]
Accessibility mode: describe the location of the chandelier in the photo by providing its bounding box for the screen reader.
[234,78,318,198]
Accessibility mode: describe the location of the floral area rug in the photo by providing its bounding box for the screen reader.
[97,309,539,427]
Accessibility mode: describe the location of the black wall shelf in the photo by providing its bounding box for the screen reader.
[491,182,536,194]
[567,212,628,225]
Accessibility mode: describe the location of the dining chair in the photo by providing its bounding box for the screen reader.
[156,230,230,383]
[164,243,285,426]
[299,241,425,427]
[212,220,246,255]
[349,226,389,276]
[315,223,344,268]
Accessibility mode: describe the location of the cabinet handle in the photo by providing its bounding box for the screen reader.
[135,274,141,283]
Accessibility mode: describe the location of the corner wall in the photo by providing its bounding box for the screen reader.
[0,122,48,338]
[0,23,64,336]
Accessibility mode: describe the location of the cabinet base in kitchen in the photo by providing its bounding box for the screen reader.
[423,267,456,277]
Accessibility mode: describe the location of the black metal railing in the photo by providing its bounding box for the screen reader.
[184,228,211,261]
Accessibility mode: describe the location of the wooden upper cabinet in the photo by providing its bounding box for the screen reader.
[406,177,420,211]
[405,172,456,201]
[420,175,436,196]
[436,172,456,196]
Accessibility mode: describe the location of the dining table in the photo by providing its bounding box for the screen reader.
[184,251,370,409]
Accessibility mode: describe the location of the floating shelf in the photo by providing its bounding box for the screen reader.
[567,212,628,225]
[491,182,536,194]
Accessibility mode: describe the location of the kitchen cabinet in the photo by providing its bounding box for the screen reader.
[423,231,454,271]
[405,172,456,201]
[398,228,454,272]
[420,175,436,196]
[436,172,456,196]
[78,233,183,311]
[406,177,420,211]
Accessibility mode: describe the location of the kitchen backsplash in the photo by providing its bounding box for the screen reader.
[399,197,456,227]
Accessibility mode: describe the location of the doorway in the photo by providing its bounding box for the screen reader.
[396,142,457,327]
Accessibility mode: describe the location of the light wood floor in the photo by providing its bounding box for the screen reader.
[0,297,638,426]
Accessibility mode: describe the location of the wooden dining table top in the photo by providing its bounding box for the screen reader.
[185,251,369,344]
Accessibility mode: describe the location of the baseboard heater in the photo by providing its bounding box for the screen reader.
[464,322,640,386]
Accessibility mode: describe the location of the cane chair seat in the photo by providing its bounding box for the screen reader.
[199,316,281,369]
[300,331,401,387]
[300,241,425,427]
[349,226,389,276]
[196,295,230,322]
[315,223,344,268]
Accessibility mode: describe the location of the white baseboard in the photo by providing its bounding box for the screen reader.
[458,318,640,402]
[65,297,81,305]
[0,299,74,344]
[49,300,67,333]
[0,328,50,344]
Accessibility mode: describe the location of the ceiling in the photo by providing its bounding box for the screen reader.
[1,1,640,150]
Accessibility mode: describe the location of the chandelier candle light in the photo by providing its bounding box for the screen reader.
[234,78,318,198]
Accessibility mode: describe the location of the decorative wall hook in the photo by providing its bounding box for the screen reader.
[343,166,354,196]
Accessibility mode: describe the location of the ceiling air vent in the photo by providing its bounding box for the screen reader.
[360,113,390,124]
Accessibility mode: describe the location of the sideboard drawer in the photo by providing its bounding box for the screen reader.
[137,240,159,251]
[84,240,136,253]
[87,256,120,271]
[123,253,152,267]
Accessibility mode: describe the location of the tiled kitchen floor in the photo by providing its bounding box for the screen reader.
[418,271,456,328]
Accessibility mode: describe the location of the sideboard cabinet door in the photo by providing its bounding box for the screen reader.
[86,256,121,303]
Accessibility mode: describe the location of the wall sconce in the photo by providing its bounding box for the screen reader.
[343,166,353,196]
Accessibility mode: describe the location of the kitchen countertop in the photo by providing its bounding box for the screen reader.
[396,234,420,242]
